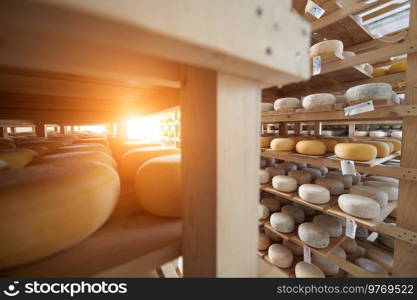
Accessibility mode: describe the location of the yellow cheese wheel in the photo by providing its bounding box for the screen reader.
[384,139,401,152]
[387,60,407,74]
[334,143,377,161]
[270,138,295,151]
[260,136,273,148]
[0,138,15,149]
[56,143,112,156]
[317,139,338,152]
[32,151,116,169]
[0,162,120,270]
[74,138,109,146]
[372,68,387,77]
[362,141,390,158]
[48,136,76,146]
[121,146,180,183]
[0,148,37,168]
[15,139,62,153]
[135,154,181,217]
[295,140,326,156]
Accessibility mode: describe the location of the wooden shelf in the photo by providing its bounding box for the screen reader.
[327,151,401,168]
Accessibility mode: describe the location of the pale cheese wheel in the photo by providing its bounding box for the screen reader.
[334,143,377,161]
[349,185,388,208]
[365,175,399,186]
[296,140,326,156]
[365,248,393,273]
[265,166,286,177]
[283,239,303,256]
[281,205,305,224]
[273,97,301,111]
[317,139,338,152]
[258,233,271,250]
[260,136,273,148]
[32,151,116,169]
[315,178,344,195]
[276,162,298,173]
[268,244,294,268]
[295,162,307,169]
[310,40,344,58]
[298,222,330,249]
[261,102,273,112]
[56,143,112,155]
[391,131,402,138]
[288,170,312,185]
[0,148,37,168]
[345,83,392,102]
[265,227,283,243]
[333,246,347,259]
[0,162,120,270]
[302,94,336,109]
[313,214,343,237]
[258,203,270,220]
[341,238,358,253]
[354,258,388,277]
[308,164,328,175]
[312,254,339,276]
[295,262,325,278]
[270,212,295,233]
[362,141,390,157]
[354,131,368,137]
[364,181,398,201]
[302,167,322,180]
[270,138,295,151]
[379,230,395,249]
[298,184,330,204]
[326,171,353,189]
[261,197,281,212]
[338,194,380,219]
[272,175,298,192]
[260,169,270,184]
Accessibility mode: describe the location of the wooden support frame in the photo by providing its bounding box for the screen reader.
[35,123,47,138]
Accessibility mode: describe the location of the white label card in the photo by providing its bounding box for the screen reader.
[308,2,326,19]
[303,245,311,264]
[345,218,357,239]
[367,231,379,242]
[312,56,321,75]
[344,100,374,116]
[341,160,356,175]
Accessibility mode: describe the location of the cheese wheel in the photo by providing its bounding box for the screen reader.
[302,167,322,180]
[283,239,303,256]
[121,146,180,183]
[333,246,347,259]
[387,60,407,74]
[362,141,390,157]
[32,151,116,169]
[276,162,298,173]
[341,238,358,253]
[295,262,325,278]
[258,203,270,220]
[48,136,76,146]
[261,197,281,212]
[135,154,181,217]
[347,245,366,262]
[265,227,283,243]
[270,212,295,233]
[391,131,402,138]
[261,102,273,112]
[281,205,305,224]
[334,143,377,161]
[295,162,307,169]
[354,131,368,137]
[270,138,295,151]
[298,184,330,204]
[313,214,343,237]
[74,138,109,147]
[265,166,286,177]
[273,97,301,111]
[315,178,344,195]
[272,175,298,192]
[296,140,326,156]
[312,254,339,276]
[354,258,388,277]
[345,83,392,102]
[288,170,312,185]
[384,139,401,152]
[343,51,355,58]
[338,194,380,219]
[0,160,8,171]
[264,157,276,167]
[373,68,387,77]
[364,181,398,201]
[379,232,395,249]
[0,162,120,270]
[365,248,393,273]
[317,139,338,152]
[268,244,294,268]
[57,143,112,155]
[310,40,344,58]
[258,232,271,250]
[365,175,399,186]
[308,164,328,175]
[0,148,37,168]
[260,136,273,148]
[24,145,49,157]
[349,185,388,208]
[325,171,353,189]
[260,169,270,184]
[302,94,336,109]
[298,222,330,249]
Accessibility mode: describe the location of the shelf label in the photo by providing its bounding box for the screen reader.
[303,245,311,263]
[312,56,321,75]
[345,218,357,239]
[341,160,356,175]
[367,231,379,242]
[344,100,374,116]
[306,1,326,19]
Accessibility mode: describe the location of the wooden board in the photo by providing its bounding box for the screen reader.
[327,151,401,168]
[262,255,295,278]
[295,103,345,113]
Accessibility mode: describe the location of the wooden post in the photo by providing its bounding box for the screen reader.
[116,121,127,142]
[35,123,47,138]
[59,125,66,134]
[313,122,321,136]
[348,123,355,137]
[294,122,301,135]
[0,127,8,138]
[393,0,417,277]
[279,122,288,136]
[181,66,259,277]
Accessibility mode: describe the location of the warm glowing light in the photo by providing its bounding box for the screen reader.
[79,125,106,134]
[127,115,164,142]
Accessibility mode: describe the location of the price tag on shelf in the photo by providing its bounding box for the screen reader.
[367,231,379,242]
[303,245,311,264]
[306,1,326,19]
[345,217,357,239]
[312,56,321,75]
[344,100,374,116]
[341,160,356,175]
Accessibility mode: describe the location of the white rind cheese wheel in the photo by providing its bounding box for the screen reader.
[261,102,273,112]
[258,203,270,220]
[365,248,393,273]
[265,166,286,177]
[260,197,281,212]
[391,131,402,138]
[302,93,336,109]
[354,258,388,277]
[283,239,303,256]
[313,214,343,237]
[0,162,120,270]
[0,148,37,169]
[338,194,381,219]
[258,233,271,250]
[365,175,399,186]
[312,254,339,276]
[310,40,344,58]
[270,212,295,233]
[259,169,270,184]
[315,178,344,195]
[335,143,377,161]
[295,262,325,278]
[333,246,347,259]
[32,151,117,169]
[273,98,301,111]
[349,185,388,208]
[298,184,330,204]
[345,83,392,102]
[298,222,330,249]
[272,175,298,192]
[369,131,388,138]
[296,140,326,156]
[268,244,294,268]
[281,205,305,224]
[288,170,312,185]
[326,171,353,189]
[364,181,398,201]
[270,138,295,151]
[354,131,368,137]
[302,168,322,180]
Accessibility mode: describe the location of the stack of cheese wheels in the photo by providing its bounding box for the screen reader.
[32,151,117,169]
[298,222,330,249]
[308,164,328,175]
[362,141,390,157]
[349,185,388,208]
[56,143,112,155]
[272,175,298,192]
[384,139,401,152]
[258,232,271,251]
[258,203,270,220]
[296,140,326,156]
[288,170,312,185]
[317,139,338,152]
[283,239,303,255]
[364,181,398,201]
[338,194,380,219]
[354,258,388,277]
[266,166,286,177]
[276,162,298,173]
[273,97,301,111]
[260,136,273,148]
[313,214,343,237]
[365,175,399,185]
[315,178,344,195]
[345,83,392,103]
[261,197,281,212]
[281,205,305,224]
[0,162,120,270]
[325,171,353,189]
[268,244,293,268]
[0,148,37,168]
[298,184,330,204]
[295,261,325,278]
[121,146,180,183]
[270,212,295,233]
[134,154,181,217]
[365,248,393,273]
[17,140,62,154]
[309,40,344,59]
[74,137,109,146]
[388,60,407,74]
[261,102,273,112]
[302,93,336,110]
[270,138,295,151]
[334,143,377,161]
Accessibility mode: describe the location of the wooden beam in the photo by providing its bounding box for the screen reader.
[35,123,47,138]
[0,127,8,138]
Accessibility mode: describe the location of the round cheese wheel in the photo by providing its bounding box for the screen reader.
[261,102,273,112]
[258,232,271,250]
[313,214,343,237]
[302,94,336,109]
[338,194,380,219]
[364,181,398,201]
[298,222,330,249]
[74,138,109,147]
[387,60,407,74]
[265,227,283,243]
[341,238,358,253]
[261,197,281,212]
[15,139,62,153]
[0,160,8,171]
[312,254,339,276]
[333,246,347,259]
[283,239,303,256]
[295,162,307,169]
[362,141,390,157]
[302,205,318,216]
[317,139,338,152]
[273,97,301,111]
[276,162,298,173]
[270,212,295,233]
[258,203,270,220]
[354,258,388,277]
[384,139,401,152]
[315,178,344,195]
[268,244,293,268]
[343,51,355,58]
[260,169,270,184]
[260,136,273,148]
[121,146,180,183]
[334,143,377,161]
[295,262,325,278]
[378,232,395,249]
[308,165,328,175]
[0,148,37,168]
[57,143,112,155]
[296,140,326,156]
[272,175,298,192]
[281,205,305,224]
[288,170,312,185]
[302,168,322,180]
[298,184,330,204]
[135,154,181,217]
[347,245,366,262]
[325,171,353,189]
[391,131,402,138]
[24,145,49,157]
[310,40,344,58]
[345,83,392,102]
[365,248,393,273]
[270,138,295,151]
[0,162,120,270]
[265,166,286,177]
[365,175,399,186]
[32,151,116,169]
[373,68,387,77]
[349,185,388,208]
[354,131,368,137]
[48,136,76,146]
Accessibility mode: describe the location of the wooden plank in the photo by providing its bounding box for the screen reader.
[257,256,292,278]
[0,127,8,138]
[327,151,401,167]
[35,123,47,138]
